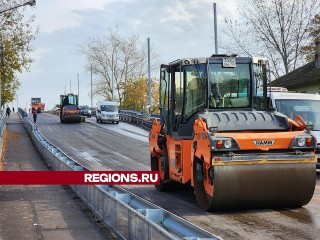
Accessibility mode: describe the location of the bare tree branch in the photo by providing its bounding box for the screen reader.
[78,28,159,106]
[223,0,319,79]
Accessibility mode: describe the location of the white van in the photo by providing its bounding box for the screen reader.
[96,101,119,124]
[267,88,320,170]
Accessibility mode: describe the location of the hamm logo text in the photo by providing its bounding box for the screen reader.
[253,140,275,146]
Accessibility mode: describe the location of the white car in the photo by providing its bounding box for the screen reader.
[267,88,320,170]
[96,101,119,124]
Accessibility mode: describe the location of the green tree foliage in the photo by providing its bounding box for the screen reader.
[0,1,38,106]
[301,14,320,62]
[123,77,159,113]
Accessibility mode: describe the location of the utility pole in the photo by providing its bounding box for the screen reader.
[147,38,151,108]
[77,73,79,105]
[213,3,218,54]
[91,64,93,108]
[70,79,71,93]
[111,53,114,101]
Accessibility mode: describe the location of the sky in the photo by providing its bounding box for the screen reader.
[13,0,243,110]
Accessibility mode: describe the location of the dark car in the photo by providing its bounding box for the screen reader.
[79,105,91,117]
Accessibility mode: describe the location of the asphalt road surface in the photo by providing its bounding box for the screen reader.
[0,113,117,240]
[35,113,320,240]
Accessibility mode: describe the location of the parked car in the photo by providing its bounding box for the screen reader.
[89,107,96,116]
[267,88,320,170]
[79,105,91,117]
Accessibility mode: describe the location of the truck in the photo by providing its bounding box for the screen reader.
[31,98,45,113]
[149,55,317,211]
[59,94,81,123]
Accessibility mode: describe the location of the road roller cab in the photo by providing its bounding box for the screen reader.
[149,55,317,211]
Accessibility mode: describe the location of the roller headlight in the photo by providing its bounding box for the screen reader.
[224,140,232,149]
[297,138,305,147]
[290,135,315,149]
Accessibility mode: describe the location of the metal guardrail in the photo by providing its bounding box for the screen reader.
[119,110,159,131]
[18,107,28,118]
[18,108,221,240]
[0,110,6,138]
[0,110,7,156]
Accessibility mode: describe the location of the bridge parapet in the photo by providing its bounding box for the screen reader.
[18,109,220,240]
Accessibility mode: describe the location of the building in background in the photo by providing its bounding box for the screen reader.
[271,41,320,94]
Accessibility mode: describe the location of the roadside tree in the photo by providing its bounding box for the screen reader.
[301,14,320,62]
[222,0,320,79]
[0,0,38,106]
[123,77,159,112]
[79,27,160,107]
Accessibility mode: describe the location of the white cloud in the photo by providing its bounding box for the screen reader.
[31,0,113,33]
[160,1,194,24]
[16,0,243,110]
[31,47,51,61]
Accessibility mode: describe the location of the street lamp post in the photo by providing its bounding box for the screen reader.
[147,38,151,108]
[91,64,93,108]
[111,53,114,101]
[16,92,23,110]
[0,0,36,14]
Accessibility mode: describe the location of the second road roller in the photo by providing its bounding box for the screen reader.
[59,93,81,123]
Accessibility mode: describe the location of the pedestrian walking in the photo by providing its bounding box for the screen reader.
[12,107,15,112]
[32,108,38,123]
[6,106,11,117]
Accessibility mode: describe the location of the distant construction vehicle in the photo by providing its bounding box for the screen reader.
[149,55,317,211]
[31,98,45,113]
[59,93,81,123]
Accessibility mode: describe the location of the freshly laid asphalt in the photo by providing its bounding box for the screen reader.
[0,113,117,240]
